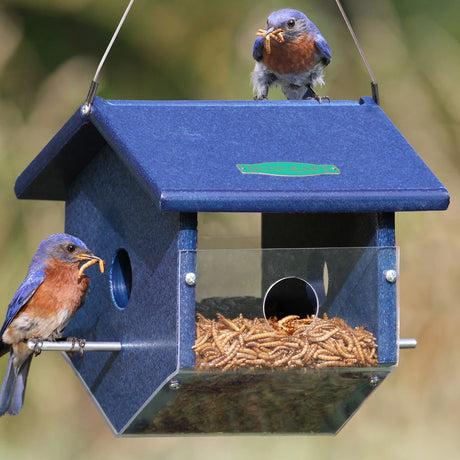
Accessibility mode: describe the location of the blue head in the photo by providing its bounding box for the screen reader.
[253,8,329,62]
[29,233,100,271]
[266,9,319,40]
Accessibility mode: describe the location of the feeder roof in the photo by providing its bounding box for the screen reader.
[15,97,449,213]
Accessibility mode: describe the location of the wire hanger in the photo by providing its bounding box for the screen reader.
[334,0,380,104]
[81,0,380,111]
[81,0,135,114]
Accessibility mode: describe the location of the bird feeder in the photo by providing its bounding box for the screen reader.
[15,97,449,435]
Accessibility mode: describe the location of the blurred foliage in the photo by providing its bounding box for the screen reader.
[0,0,459,459]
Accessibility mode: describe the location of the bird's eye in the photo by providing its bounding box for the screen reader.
[287,18,296,28]
[67,244,76,253]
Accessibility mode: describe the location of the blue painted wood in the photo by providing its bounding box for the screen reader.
[16,97,449,212]
[64,145,194,433]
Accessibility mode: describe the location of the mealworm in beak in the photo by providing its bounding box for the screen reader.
[78,258,105,278]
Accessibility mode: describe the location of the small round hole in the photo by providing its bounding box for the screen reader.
[110,248,132,310]
[263,276,319,327]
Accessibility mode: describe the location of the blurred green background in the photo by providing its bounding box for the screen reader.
[0,0,459,458]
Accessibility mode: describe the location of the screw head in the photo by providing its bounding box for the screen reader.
[169,379,181,390]
[81,103,91,115]
[185,272,196,286]
[385,269,397,283]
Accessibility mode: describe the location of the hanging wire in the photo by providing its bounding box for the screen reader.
[82,0,135,114]
[80,1,378,110]
[334,0,380,104]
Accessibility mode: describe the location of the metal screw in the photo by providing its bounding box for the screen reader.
[185,272,196,286]
[81,103,91,116]
[369,376,381,387]
[385,269,397,283]
[169,379,181,390]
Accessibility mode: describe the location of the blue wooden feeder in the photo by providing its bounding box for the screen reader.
[15,97,449,435]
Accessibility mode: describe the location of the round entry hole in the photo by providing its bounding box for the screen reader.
[110,248,132,310]
[263,277,319,330]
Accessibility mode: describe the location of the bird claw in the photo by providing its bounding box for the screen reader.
[304,95,331,104]
[66,337,86,357]
[314,95,331,104]
[301,84,331,104]
[29,338,44,356]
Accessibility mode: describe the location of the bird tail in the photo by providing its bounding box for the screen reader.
[0,352,32,416]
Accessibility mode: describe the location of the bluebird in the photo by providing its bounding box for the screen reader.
[252,8,331,100]
[0,233,104,416]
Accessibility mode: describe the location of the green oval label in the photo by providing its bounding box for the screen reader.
[237,162,341,177]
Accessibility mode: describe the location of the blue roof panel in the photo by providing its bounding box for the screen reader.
[15,97,449,213]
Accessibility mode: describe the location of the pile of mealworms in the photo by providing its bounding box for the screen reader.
[193,313,377,370]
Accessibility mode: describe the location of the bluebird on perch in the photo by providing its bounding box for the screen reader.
[252,8,331,100]
[0,233,104,416]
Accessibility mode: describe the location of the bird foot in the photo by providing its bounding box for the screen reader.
[66,337,86,357]
[305,95,330,104]
[316,95,330,104]
[29,338,44,356]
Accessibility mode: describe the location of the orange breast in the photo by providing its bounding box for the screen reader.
[22,259,89,320]
[262,34,318,75]
[3,258,90,342]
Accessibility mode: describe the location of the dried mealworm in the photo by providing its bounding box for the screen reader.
[192,331,210,350]
[246,332,279,341]
[278,315,301,325]
[351,333,366,365]
[273,355,291,367]
[78,258,104,279]
[211,321,226,354]
[240,347,257,357]
[291,342,310,361]
[216,313,241,332]
[210,340,239,368]
[220,331,240,347]
[315,353,342,361]
[309,327,340,343]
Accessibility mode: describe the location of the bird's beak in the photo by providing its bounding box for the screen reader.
[265,27,286,36]
[76,252,105,278]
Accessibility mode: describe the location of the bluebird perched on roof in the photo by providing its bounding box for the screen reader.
[0,233,104,416]
[252,8,331,100]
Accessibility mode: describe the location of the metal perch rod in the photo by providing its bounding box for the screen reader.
[399,338,417,349]
[27,340,122,352]
[26,339,416,352]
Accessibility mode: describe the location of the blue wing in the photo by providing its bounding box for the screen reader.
[315,35,331,65]
[253,35,266,61]
[0,270,46,338]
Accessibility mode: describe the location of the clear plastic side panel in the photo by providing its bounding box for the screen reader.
[190,247,399,369]
[138,367,394,434]
[141,247,398,435]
